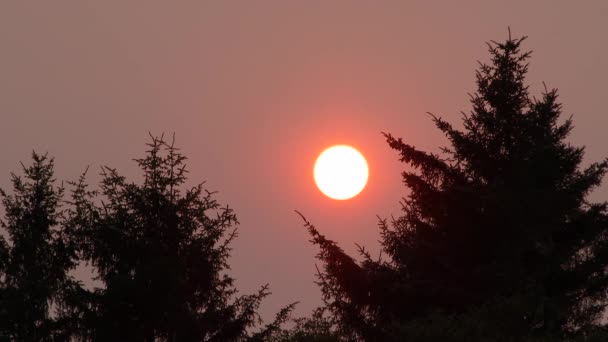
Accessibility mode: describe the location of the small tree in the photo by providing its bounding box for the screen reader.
[304,34,608,340]
[0,153,77,340]
[68,135,290,341]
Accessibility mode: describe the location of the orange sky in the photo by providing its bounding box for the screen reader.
[1,1,607,321]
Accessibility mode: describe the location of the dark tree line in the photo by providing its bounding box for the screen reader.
[0,137,292,341]
[2,33,608,341]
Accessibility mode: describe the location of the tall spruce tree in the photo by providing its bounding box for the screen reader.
[67,135,291,341]
[0,153,77,340]
[304,34,608,340]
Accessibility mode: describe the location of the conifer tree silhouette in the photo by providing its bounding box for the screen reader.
[0,153,78,341]
[303,34,608,340]
[66,135,292,341]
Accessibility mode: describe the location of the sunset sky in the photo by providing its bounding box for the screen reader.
[1,2,607,321]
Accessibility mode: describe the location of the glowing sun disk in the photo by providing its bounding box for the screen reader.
[314,145,369,200]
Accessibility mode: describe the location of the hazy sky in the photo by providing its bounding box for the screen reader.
[1,2,608,321]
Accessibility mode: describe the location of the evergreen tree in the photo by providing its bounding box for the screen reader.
[304,34,608,340]
[67,135,291,341]
[0,153,78,341]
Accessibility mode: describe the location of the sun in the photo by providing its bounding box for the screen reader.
[314,145,369,200]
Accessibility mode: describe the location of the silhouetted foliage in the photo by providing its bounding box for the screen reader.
[304,34,608,340]
[383,303,608,342]
[266,307,340,342]
[64,135,292,341]
[248,302,298,342]
[0,153,79,341]
[0,136,292,341]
